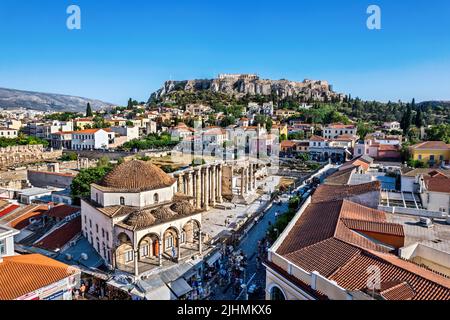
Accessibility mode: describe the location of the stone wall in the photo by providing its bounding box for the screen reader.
[0,145,62,168]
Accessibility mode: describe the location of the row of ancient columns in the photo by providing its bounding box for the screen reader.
[176,164,223,210]
[240,162,258,196]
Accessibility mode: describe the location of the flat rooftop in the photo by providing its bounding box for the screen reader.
[386,212,450,255]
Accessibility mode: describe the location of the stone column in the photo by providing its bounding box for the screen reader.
[159,240,163,266]
[253,164,257,189]
[247,164,253,191]
[195,168,201,209]
[177,236,182,262]
[189,172,195,197]
[211,165,216,207]
[199,228,203,255]
[245,167,249,194]
[134,249,139,277]
[204,167,210,210]
[217,165,223,203]
[241,168,245,196]
[177,174,183,194]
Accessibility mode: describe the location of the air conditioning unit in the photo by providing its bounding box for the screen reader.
[65,253,72,260]
[70,240,77,247]
[81,253,89,261]
[419,217,433,228]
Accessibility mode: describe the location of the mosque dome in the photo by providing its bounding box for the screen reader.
[124,210,156,229]
[100,160,176,192]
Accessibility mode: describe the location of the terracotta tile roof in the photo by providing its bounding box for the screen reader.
[377,281,416,300]
[326,123,356,129]
[94,204,136,218]
[340,156,373,172]
[410,141,449,150]
[281,140,297,148]
[46,205,80,219]
[341,219,404,237]
[0,204,20,219]
[34,217,81,251]
[6,205,49,230]
[273,196,450,300]
[312,182,381,204]
[28,170,75,178]
[324,167,355,185]
[277,200,391,256]
[96,160,176,192]
[402,168,450,177]
[329,250,450,300]
[378,144,400,152]
[0,254,78,300]
[73,128,112,134]
[423,175,450,193]
[309,135,327,142]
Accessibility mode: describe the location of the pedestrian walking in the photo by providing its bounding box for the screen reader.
[172,246,176,260]
[80,283,86,299]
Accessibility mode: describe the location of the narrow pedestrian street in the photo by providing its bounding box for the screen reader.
[207,166,337,300]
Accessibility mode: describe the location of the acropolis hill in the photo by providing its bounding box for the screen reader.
[149,74,345,103]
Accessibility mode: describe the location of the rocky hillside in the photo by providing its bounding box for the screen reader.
[149,74,345,103]
[0,87,114,112]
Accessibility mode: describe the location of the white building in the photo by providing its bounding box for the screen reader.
[71,128,113,150]
[323,123,357,139]
[383,121,401,131]
[418,171,450,213]
[111,125,139,142]
[0,127,18,139]
[0,225,19,258]
[169,124,195,141]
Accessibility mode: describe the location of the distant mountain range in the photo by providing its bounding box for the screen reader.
[0,87,114,113]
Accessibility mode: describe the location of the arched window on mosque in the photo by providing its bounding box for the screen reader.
[154,193,159,204]
[270,286,286,301]
[120,197,125,206]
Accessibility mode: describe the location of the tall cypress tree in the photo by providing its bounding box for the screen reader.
[415,107,424,128]
[400,103,412,134]
[127,98,133,109]
[86,103,93,117]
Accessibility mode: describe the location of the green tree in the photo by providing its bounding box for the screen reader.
[127,98,134,110]
[426,124,450,143]
[400,104,413,134]
[357,121,374,139]
[60,152,78,162]
[97,156,110,168]
[86,103,93,117]
[71,166,112,203]
[414,107,424,128]
[266,117,273,131]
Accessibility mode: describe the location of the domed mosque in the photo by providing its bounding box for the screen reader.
[81,160,204,277]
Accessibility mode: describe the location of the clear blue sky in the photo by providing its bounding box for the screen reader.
[0,0,449,105]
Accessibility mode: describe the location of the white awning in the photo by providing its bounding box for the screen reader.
[144,285,172,300]
[168,278,193,298]
[206,251,222,267]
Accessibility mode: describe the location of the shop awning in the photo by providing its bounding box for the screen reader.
[144,285,172,300]
[206,251,222,267]
[168,278,193,298]
[136,277,172,300]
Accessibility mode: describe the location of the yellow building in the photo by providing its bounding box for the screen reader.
[410,141,450,166]
[272,124,288,139]
[74,118,95,130]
